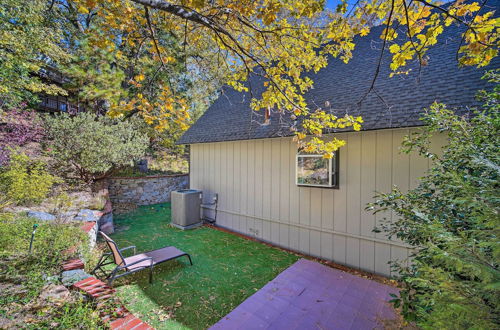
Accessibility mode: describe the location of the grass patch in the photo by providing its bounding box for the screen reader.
[109,203,299,329]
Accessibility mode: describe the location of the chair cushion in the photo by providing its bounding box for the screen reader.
[124,246,187,271]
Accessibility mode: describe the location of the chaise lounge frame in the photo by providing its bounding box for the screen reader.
[91,231,192,286]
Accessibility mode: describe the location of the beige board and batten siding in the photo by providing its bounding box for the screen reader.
[190,128,446,277]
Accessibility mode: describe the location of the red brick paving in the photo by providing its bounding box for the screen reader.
[210,258,399,330]
[72,276,154,329]
[62,258,85,271]
[80,221,96,233]
[109,313,154,330]
[62,241,153,329]
[73,277,115,298]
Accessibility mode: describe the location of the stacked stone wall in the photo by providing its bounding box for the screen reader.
[108,174,189,206]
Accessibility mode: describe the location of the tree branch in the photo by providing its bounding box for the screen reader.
[131,0,228,35]
[144,6,166,68]
[357,0,396,106]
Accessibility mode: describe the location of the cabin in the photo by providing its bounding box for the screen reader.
[178,24,499,276]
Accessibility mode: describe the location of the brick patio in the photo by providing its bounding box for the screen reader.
[210,258,399,330]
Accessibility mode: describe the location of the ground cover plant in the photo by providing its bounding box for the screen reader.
[369,75,500,328]
[0,213,103,329]
[109,203,299,329]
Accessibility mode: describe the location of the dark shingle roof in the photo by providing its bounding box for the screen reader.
[178,23,499,145]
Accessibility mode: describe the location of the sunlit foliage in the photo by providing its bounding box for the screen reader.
[1,0,498,156]
[368,72,499,327]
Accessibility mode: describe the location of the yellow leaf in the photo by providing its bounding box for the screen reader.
[389,44,400,53]
[360,27,370,36]
[78,6,89,14]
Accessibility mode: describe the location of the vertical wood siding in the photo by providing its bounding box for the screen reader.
[190,128,446,276]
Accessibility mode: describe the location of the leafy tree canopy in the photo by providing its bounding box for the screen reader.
[0,0,498,155]
[0,0,69,106]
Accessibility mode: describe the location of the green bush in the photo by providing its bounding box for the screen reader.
[0,213,89,262]
[45,112,149,183]
[369,79,499,328]
[0,151,56,205]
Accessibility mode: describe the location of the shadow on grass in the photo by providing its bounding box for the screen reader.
[109,203,299,330]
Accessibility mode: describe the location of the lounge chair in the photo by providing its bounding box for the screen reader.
[91,231,193,285]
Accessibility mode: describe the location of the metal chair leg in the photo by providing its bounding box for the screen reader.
[186,254,193,265]
[149,266,153,283]
[91,254,106,275]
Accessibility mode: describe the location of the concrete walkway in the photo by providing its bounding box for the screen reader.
[210,259,399,330]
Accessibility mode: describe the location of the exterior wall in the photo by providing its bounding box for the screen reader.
[108,174,189,206]
[190,128,446,277]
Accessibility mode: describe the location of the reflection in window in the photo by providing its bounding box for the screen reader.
[296,151,339,188]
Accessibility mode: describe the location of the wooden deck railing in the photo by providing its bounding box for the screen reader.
[37,95,84,114]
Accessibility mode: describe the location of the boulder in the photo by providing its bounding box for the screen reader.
[73,209,101,222]
[39,284,71,303]
[27,211,55,221]
[61,269,91,287]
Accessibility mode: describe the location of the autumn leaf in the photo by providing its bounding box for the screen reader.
[134,74,145,82]
[389,44,400,54]
[78,6,89,14]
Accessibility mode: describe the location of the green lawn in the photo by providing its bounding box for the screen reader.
[109,203,299,329]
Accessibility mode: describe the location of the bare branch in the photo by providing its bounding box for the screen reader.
[144,6,166,68]
[357,0,396,106]
[403,0,424,78]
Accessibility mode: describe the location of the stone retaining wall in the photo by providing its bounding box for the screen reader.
[108,174,189,206]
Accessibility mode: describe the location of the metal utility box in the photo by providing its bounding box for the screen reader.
[171,189,202,230]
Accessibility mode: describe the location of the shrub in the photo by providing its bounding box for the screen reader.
[368,87,499,327]
[0,151,56,205]
[0,213,102,329]
[0,213,89,264]
[45,112,149,183]
[0,107,45,165]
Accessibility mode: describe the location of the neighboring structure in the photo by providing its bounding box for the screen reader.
[37,94,83,114]
[36,66,85,114]
[178,24,499,276]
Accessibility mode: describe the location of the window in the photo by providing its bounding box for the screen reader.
[296,150,339,188]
